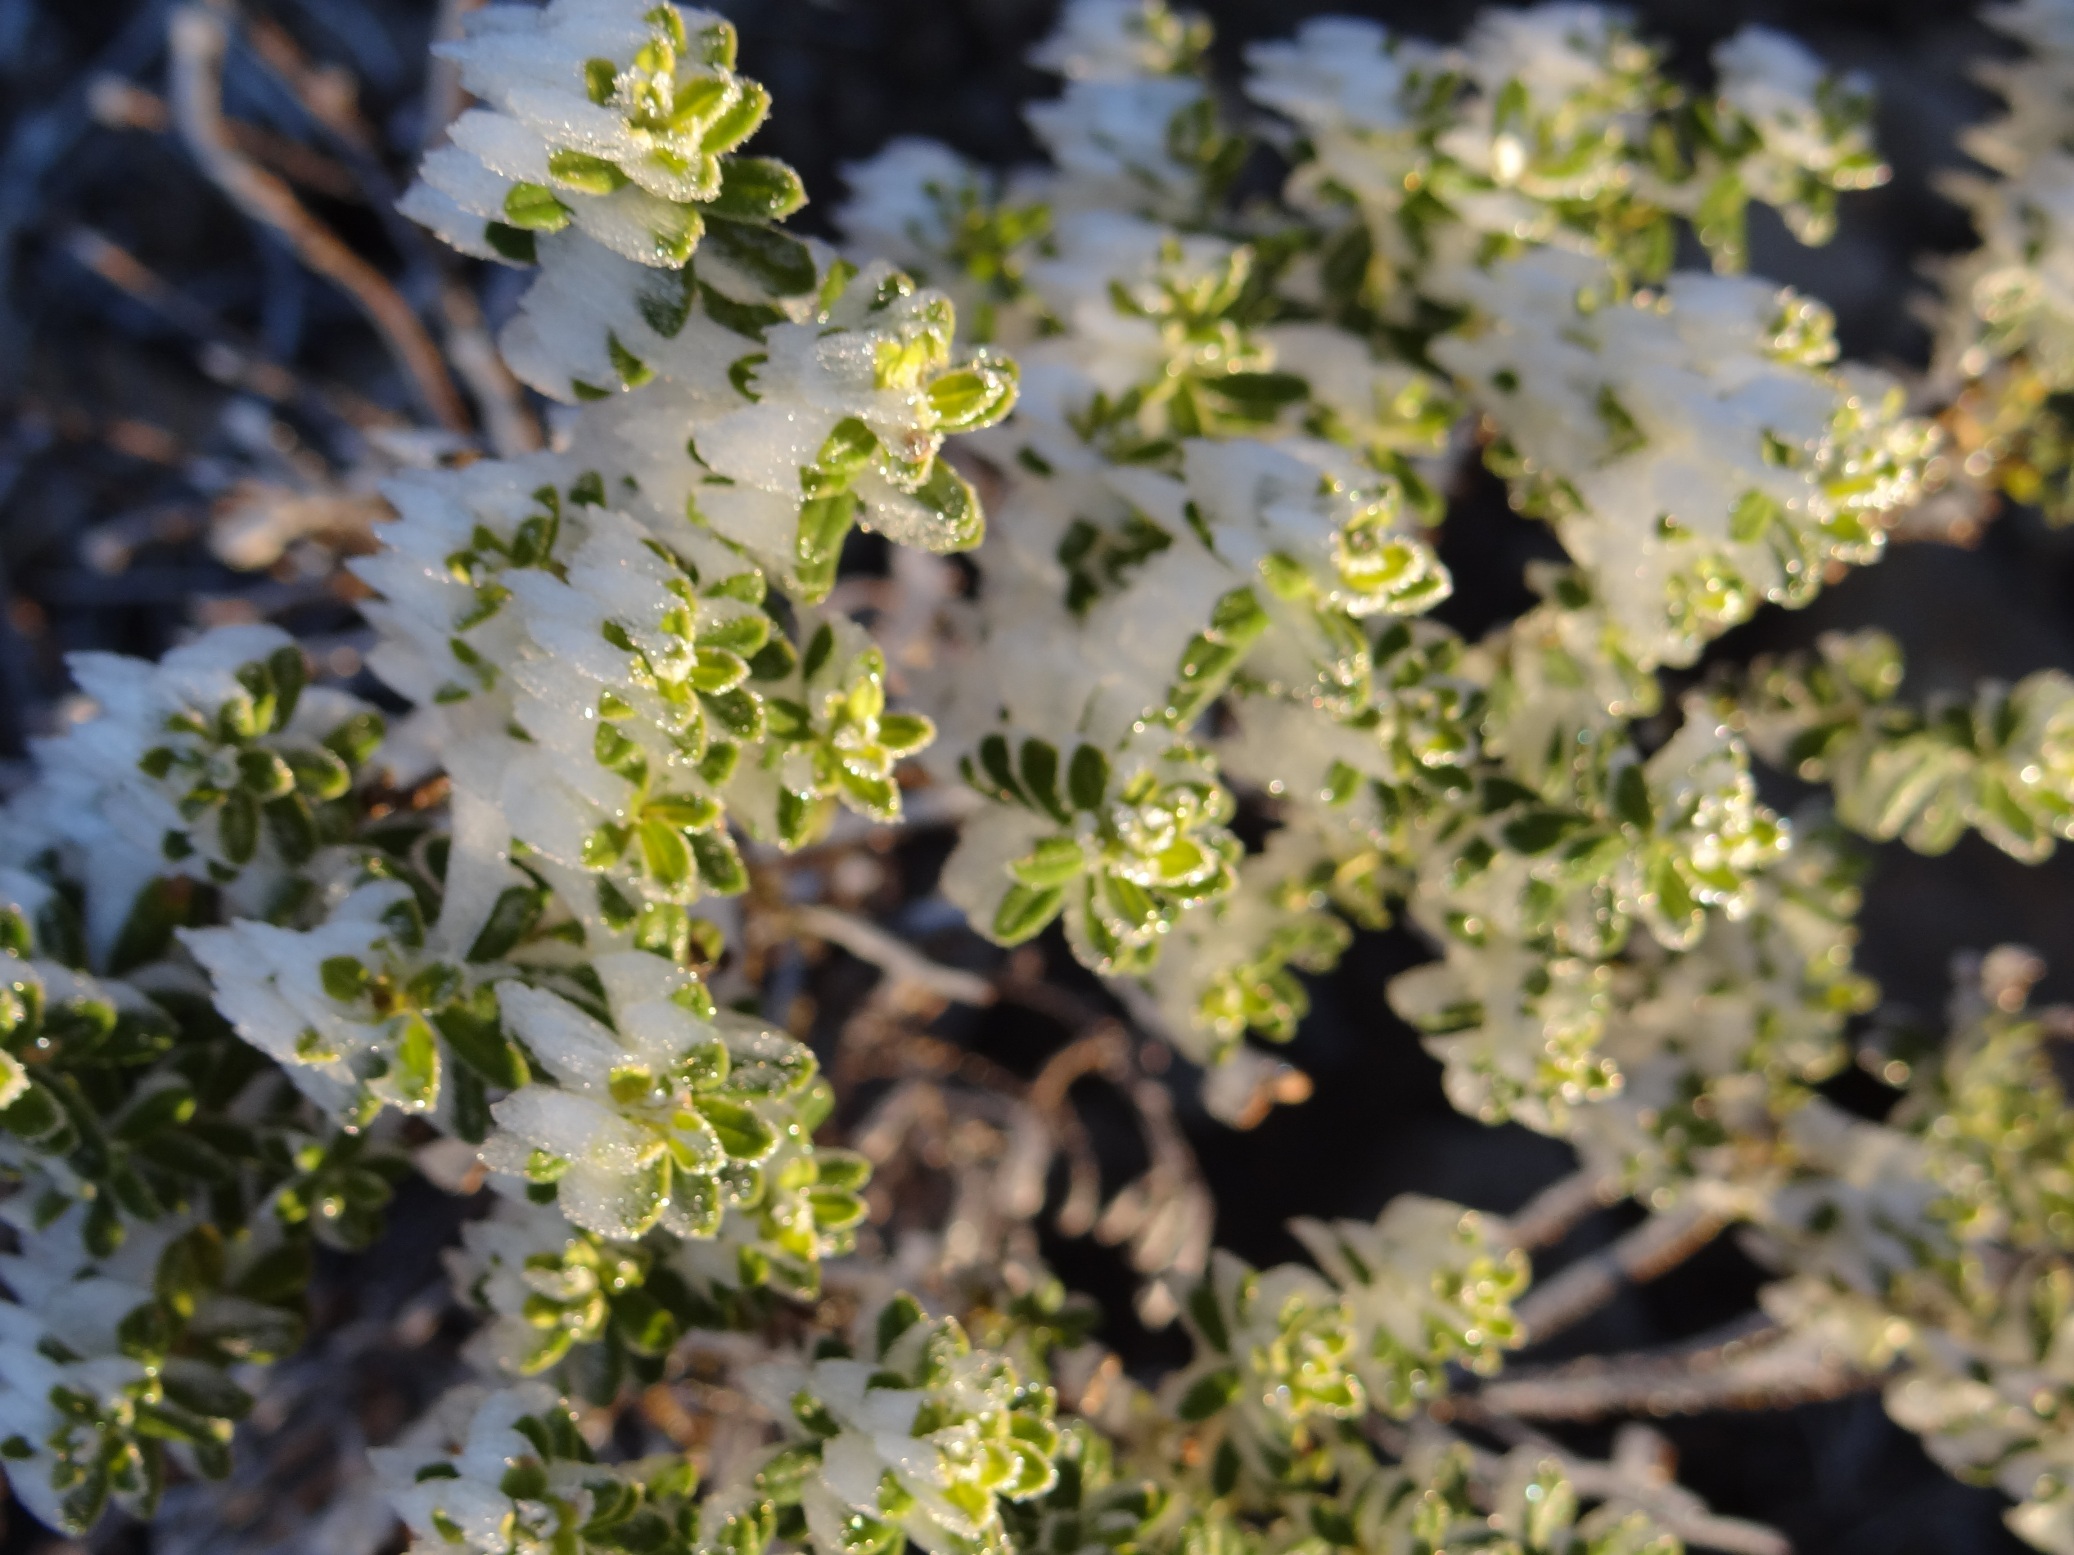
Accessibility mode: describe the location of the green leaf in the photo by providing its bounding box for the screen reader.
[503,182,574,232]
[283,745,352,801]
[704,217,816,296]
[1502,809,1594,855]
[233,1244,312,1306]
[910,459,984,550]
[468,884,549,962]
[977,733,1025,804]
[1019,739,1070,823]
[1178,1368,1243,1422]
[802,623,837,682]
[612,1289,682,1357]
[877,712,933,756]
[992,883,1064,944]
[639,819,695,891]
[691,830,749,895]
[323,711,386,768]
[159,1359,252,1423]
[807,1187,867,1230]
[389,1015,441,1110]
[876,1292,924,1358]
[701,79,770,153]
[485,222,538,263]
[688,646,750,693]
[748,635,798,682]
[116,1085,196,1141]
[704,157,806,222]
[1010,836,1085,888]
[806,416,879,497]
[1201,371,1308,417]
[0,1080,63,1143]
[926,365,1018,432]
[1611,764,1653,831]
[135,1131,235,1183]
[700,689,764,746]
[699,1097,776,1160]
[218,789,259,865]
[433,1004,531,1091]
[813,1148,871,1190]
[321,956,371,1003]
[636,268,698,338]
[266,647,308,728]
[1186,1281,1230,1353]
[635,902,692,962]
[263,794,318,865]
[795,492,859,602]
[109,877,198,975]
[1068,745,1110,812]
[647,792,723,832]
[548,149,631,194]
[700,611,771,657]
[671,1169,724,1235]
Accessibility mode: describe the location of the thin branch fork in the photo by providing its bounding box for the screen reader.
[167,6,470,433]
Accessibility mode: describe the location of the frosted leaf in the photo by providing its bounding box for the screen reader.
[495,984,628,1088]
[491,1084,651,1170]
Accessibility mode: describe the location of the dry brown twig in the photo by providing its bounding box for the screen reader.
[797,910,1214,1322]
[242,14,381,154]
[167,5,470,432]
[88,75,363,200]
[63,226,399,428]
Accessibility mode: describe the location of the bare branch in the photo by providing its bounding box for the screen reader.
[62,227,396,427]
[422,0,487,153]
[1506,1167,1621,1250]
[1479,1319,1877,1420]
[168,6,470,432]
[88,75,363,200]
[440,281,542,457]
[790,904,996,1008]
[1515,1202,1728,1344]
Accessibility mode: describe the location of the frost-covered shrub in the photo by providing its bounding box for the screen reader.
[9,1,2074,1553]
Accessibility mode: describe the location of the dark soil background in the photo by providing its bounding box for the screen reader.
[0,0,2060,1551]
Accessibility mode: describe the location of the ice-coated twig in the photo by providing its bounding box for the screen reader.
[1506,1167,1623,1250]
[1514,1202,1731,1344]
[791,903,997,1007]
[438,280,542,457]
[1478,1315,1875,1420]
